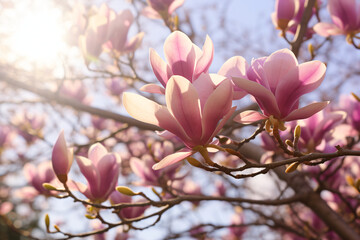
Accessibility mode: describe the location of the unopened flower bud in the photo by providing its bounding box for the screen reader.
[285,162,300,173]
[45,214,50,232]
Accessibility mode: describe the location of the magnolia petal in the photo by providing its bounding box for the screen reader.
[313,22,343,37]
[130,157,147,181]
[208,106,237,142]
[193,35,214,79]
[192,73,218,109]
[76,156,99,194]
[152,149,193,170]
[96,153,121,199]
[232,77,280,117]
[283,101,329,122]
[166,76,202,141]
[263,49,298,91]
[150,48,173,86]
[164,31,196,81]
[168,0,185,15]
[124,32,144,52]
[218,56,249,100]
[123,92,191,142]
[88,143,108,166]
[328,0,357,30]
[201,79,233,143]
[275,61,326,116]
[108,9,133,51]
[52,131,73,178]
[140,84,165,94]
[233,110,267,124]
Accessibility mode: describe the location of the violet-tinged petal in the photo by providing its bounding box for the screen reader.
[107,9,133,52]
[164,31,196,81]
[275,61,326,116]
[328,0,357,30]
[166,76,202,141]
[233,110,268,124]
[193,35,214,80]
[201,79,233,142]
[263,49,298,92]
[232,77,280,117]
[208,106,237,142]
[140,84,166,94]
[52,131,73,183]
[283,101,329,121]
[76,156,99,196]
[152,149,193,170]
[95,153,120,200]
[149,48,173,86]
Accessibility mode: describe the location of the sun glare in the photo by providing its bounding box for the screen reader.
[9,2,66,65]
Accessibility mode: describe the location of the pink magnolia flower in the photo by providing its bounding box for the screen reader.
[80,4,143,62]
[233,48,328,127]
[338,94,360,132]
[123,74,235,170]
[109,191,148,219]
[314,0,360,38]
[24,161,55,195]
[76,143,121,203]
[296,109,346,152]
[52,131,74,183]
[141,31,214,94]
[271,0,297,31]
[272,0,319,36]
[142,0,185,19]
[13,111,46,143]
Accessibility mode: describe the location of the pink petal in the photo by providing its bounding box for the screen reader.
[107,9,133,51]
[193,35,214,79]
[232,77,280,117]
[76,156,99,194]
[96,153,121,199]
[130,157,147,181]
[164,31,196,81]
[275,0,296,21]
[52,131,73,179]
[168,0,185,15]
[201,79,233,143]
[233,110,268,124]
[192,73,218,109]
[152,149,193,170]
[328,0,357,30]
[141,6,161,19]
[283,101,329,121]
[275,61,326,116]
[124,32,144,52]
[150,48,173,86]
[208,106,237,141]
[123,92,191,143]
[263,49,298,92]
[140,84,165,94]
[313,22,343,37]
[218,56,249,100]
[166,76,202,142]
[88,143,108,166]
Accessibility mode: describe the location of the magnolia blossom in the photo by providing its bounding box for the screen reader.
[80,4,143,62]
[24,161,56,195]
[271,0,297,30]
[13,111,46,143]
[339,94,360,132]
[109,191,148,219]
[143,0,185,19]
[233,48,328,127]
[296,110,346,152]
[123,74,235,170]
[314,0,360,38]
[141,31,213,94]
[52,131,73,183]
[76,143,121,203]
[272,0,319,36]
